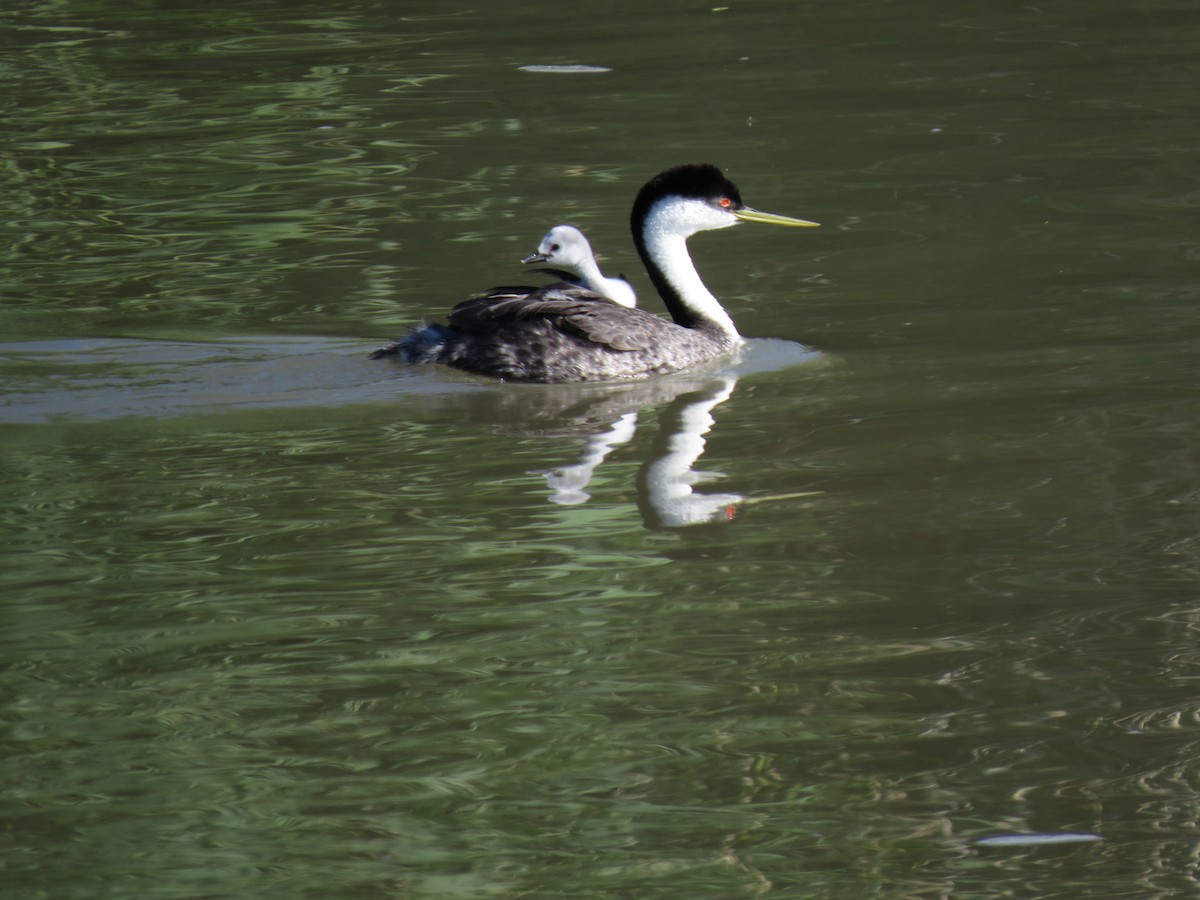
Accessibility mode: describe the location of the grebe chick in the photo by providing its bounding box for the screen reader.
[522,225,637,308]
[370,163,818,383]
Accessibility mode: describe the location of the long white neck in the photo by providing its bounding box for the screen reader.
[639,198,740,339]
[573,254,606,289]
[569,255,636,308]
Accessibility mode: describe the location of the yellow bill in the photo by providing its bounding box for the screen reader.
[734,207,820,228]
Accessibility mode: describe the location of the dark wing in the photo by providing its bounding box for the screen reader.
[447,284,587,322]
[446,284,669,353]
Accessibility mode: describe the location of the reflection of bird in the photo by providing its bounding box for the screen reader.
[635,377,744,527]
[543,411,640,505]
[521,225,637,309]
[370,163,818,383]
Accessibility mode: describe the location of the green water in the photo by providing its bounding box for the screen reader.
[4,0,1200,896]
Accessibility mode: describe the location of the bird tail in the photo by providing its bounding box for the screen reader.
[369,323,453,363]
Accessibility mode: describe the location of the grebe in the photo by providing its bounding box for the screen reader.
[370,163,817,382]
[522,225,638,308]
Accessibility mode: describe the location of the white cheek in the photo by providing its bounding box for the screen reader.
[698,205,739,231]
[646,196,738,239]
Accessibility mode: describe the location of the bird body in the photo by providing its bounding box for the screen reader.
[397,286,732,383]
[371,164,817,382]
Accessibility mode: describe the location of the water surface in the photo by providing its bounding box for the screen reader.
[4,0,1200,896]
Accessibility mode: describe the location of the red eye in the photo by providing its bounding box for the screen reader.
[719,197,732,208]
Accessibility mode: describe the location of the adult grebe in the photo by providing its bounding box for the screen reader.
[522,225,638,308]
[371,163,818,382]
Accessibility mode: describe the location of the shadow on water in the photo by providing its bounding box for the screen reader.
[0,335,825,527]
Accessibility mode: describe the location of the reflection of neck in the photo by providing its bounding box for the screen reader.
[545,412,639,505]
[642,377,742,526]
